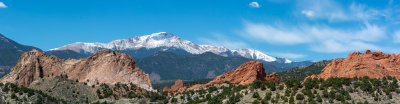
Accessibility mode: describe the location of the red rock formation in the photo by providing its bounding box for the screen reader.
[163,80,186,95]
[188,61,278,90]
[266,72,279,82]
[163,80,184,92]
[309,50,400,79]
[0,49,153,91]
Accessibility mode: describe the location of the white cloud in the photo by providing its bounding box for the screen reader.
[393,30,400,43]
[0,2,7,8]
[242,21,386,53]
[298,0,388,22]
[301,10,314,17]
[249,2,260,8]
[310,40,381,53]
[269,52,306,59]
[198,33,249,49]
[243,22,310,45]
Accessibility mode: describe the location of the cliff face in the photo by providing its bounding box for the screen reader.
[0,49,153,91]
[188,61,278,90]
[163,80,186,95]
[310,50,400,79]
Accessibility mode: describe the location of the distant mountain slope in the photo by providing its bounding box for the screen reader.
[0,34,41,77]
[278,60,331,81]
[134,52,254,82]
[49,32,287,63]
[47,32,313,72]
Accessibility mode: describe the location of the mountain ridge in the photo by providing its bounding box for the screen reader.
[48,32,290,63]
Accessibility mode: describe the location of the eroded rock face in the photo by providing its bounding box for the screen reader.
[163,80,186,95]
[188,61,278,90]
[266,72,279,82]
[0,49,153,91]
[309,50,400,79]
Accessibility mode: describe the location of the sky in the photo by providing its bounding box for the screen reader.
[0,0,399,61]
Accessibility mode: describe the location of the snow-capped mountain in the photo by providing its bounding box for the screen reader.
[50,32,289,63]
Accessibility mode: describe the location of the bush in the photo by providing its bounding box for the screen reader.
[317,95,322,102]
[296,94,304,100]
[253,92,260,99]
[289,96,295,104]
[264,92,272,100]
[252,100,260,104]
[11,93,17,99]
[251,80,264,89]
[171,98,178,103]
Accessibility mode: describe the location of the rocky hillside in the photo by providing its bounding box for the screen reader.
[188,61,278,90]
[0,34,41,78]
[135,52,254,82]
[0,82,66,104]
[278,60,331,81]
[0,49,153,91]
[168,76,400,104]
[310,50,400,79]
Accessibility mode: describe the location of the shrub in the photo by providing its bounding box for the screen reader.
[171,98,178,103]
[253,92,260,99]
[252,100,260,104]
[296,94,304,100]
[264,92,272,100]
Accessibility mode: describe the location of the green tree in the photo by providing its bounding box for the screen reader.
[253,92,260,99]
[171,98,178,103]
[289,96,295,104]
[316,95,322,102]
[296,94,304,100]
[264,92,272,100]
[252,100,260,104]
[11,93,17,99]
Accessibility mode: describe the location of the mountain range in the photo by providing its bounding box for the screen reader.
[46,32,313,72]
[0,32,313,81]
[48,32,286,62]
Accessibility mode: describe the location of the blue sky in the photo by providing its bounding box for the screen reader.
[0,0,399,61]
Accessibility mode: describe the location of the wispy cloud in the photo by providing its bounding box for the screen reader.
[0,2,7,8]
[268,52,306,59]
[243,21,310,45]
[249,2,260,8]
[297,0,390,22]
[198,33,249,49]
[242,21,386,53]
[301,10,314,17]
[393,30,400,43]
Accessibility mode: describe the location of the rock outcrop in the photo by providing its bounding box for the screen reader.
[266,72,279,82]
[163,80,186,95]
[309,50,400,79]
[188,61,278,90]
[0,49,153,91]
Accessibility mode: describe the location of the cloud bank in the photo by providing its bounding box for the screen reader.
[243,21,385,53]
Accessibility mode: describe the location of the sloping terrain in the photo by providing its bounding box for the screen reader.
[278,60,331,81]
[135,52,253,82]
[0,34,41,78]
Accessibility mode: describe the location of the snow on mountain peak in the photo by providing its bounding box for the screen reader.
[231,49,278,62]
[50,32,292,63]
